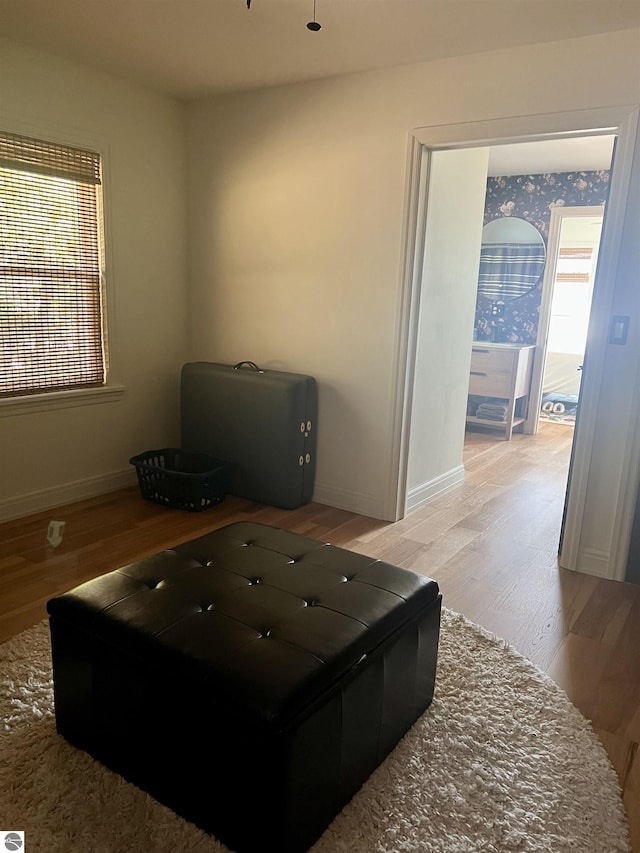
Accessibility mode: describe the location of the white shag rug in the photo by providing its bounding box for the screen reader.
[0,610,629,853]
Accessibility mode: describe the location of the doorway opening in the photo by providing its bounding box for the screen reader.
[536,207,604,430]
[390,106,640,581]
[461,152,614,567]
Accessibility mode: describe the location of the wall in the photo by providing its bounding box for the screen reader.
[0,38,188,518]
[186,29,640,538]
[474,170,611,344]
[406,148,489,511]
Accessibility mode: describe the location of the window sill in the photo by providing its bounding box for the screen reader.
[0,384,126,417]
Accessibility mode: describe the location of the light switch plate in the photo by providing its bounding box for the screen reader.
[609,315,629,345]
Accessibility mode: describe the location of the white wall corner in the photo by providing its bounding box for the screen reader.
[405,465,465,514]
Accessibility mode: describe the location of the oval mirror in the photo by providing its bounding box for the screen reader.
[477,217,546,302]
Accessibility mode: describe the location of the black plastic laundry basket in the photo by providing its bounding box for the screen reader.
[129,448,231,512]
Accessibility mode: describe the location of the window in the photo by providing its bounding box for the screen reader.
[0,131,106,398]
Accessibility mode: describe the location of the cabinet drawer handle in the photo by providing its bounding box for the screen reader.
[470,371,488,376]
[472,348,490,354]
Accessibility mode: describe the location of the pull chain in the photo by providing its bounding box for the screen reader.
[307,0,321,31]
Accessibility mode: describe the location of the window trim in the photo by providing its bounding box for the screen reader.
[0,118,124,413]
[0,383,125,417]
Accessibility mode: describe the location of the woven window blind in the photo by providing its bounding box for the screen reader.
[0,131,105,397]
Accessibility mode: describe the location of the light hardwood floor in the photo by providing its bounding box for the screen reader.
[1,421,638,850]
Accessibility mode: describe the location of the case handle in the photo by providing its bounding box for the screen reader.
[233,361,264,373]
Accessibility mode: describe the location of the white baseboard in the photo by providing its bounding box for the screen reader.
[405,465,465,514]
[4,467,466,526]
[312,482,386,520]
[314,466,466,521]
[0,468,137,522]
[574,547,611,579]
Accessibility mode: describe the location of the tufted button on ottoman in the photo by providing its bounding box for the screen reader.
[47,522,441,853]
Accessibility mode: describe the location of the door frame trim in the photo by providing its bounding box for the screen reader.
[386,106,640,580]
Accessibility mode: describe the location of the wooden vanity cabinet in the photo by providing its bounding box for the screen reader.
[466,343,535,440]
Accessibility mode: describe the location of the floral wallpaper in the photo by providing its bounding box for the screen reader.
[473,170,611,344]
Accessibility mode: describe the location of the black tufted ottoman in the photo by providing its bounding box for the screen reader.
[47,522,441,853]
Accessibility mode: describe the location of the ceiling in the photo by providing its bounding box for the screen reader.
[487,136,615,176]
[0,0,639,100]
